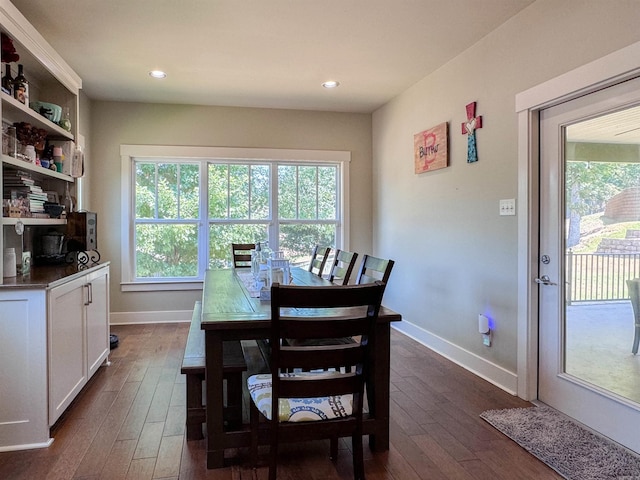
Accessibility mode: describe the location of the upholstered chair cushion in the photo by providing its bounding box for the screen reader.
[247,372,353,422]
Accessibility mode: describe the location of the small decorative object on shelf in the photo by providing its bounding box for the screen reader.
[59,107,71,132]
[14,122,47,161]
[23,144,35,163]
[2,125,17,157]
[12,64,28,105]
[72,250,101,269]
[2,63,13,96]
[63,182,74,215]
[1,32,19,63]
[3,247,17,277]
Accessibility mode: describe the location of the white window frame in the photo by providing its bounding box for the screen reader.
[120,145,350,291]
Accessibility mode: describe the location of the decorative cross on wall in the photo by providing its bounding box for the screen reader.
[461,102,482,163]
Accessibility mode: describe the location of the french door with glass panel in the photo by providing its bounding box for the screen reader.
[539,76,640,454]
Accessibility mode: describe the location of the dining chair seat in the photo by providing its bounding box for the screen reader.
[247,371,354,422]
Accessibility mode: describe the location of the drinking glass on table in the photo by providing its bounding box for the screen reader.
[251,249,260,287]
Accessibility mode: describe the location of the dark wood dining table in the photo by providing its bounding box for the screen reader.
[200,267,402,468]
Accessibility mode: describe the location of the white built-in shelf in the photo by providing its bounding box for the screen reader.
[2,216,66,226]
[2,154,73,182]
[1,92,74,141]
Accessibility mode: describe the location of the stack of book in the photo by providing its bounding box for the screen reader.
[2,170,48,216]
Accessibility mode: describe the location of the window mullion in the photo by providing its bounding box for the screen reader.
[154,163,159,219]
[176,163,181,219]
[270,163,278,251]
[248,165,253,220]
[295,165,300,219]
[226,165,231,219]
[200,161,209,276]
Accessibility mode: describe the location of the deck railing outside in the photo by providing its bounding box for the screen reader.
[566,251,640,304]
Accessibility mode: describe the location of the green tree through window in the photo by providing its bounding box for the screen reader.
[132,158,340,281]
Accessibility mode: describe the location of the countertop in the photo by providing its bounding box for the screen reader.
[0,261,110,289]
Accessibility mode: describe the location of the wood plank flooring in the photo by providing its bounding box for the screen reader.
[0,323,562,479]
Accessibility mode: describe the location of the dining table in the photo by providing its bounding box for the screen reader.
[200,267,402,468]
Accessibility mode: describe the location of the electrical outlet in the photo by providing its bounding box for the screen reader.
[499,198,516,216]
[482,332,491,347]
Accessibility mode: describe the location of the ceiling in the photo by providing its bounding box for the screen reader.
[10,0,534,113]
[567,105,640,144]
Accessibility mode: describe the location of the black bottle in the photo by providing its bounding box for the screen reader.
[1,64,13,96]
[13,64,28,104]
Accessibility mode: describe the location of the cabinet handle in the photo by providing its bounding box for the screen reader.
[84,283,92,305]
[88,282,93,305]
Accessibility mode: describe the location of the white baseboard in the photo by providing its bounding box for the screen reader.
[110,310,192,325]
[393,321,518,395]
[0,438,53,452]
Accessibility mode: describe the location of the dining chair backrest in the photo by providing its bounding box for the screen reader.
[231,243,255,268]
[356,254,395,290]
[308,245,331,277]
[328,249,359,285]
[257,281,385,479]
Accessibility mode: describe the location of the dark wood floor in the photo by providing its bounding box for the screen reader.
[0,323,562,480]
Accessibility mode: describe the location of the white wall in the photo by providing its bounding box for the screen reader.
[373,0,640,391]
[89,102,372,317]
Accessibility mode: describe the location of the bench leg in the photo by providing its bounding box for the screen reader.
[185,373,205,440]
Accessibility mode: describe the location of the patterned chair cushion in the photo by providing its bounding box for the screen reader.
[247,372,353,422]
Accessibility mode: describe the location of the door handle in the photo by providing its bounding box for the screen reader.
[534,275,557,286]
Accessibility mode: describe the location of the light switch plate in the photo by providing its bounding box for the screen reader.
[499,198,516,216]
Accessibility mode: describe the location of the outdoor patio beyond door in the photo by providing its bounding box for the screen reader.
[562,104,640,405]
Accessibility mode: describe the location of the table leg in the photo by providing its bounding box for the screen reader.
[205,331,225,468]
[367,322,391,451]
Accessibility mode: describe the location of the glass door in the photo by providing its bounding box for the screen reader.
[539,77,640,453]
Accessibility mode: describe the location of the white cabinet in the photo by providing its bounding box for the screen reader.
[0,288,50,450]
[48,265,109,425]
[86,267,109,377]
[0,263,110,451]
[47,274,87,424]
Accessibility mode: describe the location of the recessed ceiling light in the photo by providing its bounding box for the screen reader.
[149,70,167,79]
[322,80,340,89]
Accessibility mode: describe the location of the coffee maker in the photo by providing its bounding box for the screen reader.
[66,212,99,265]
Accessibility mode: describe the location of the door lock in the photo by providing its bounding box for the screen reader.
[534,275,557,286]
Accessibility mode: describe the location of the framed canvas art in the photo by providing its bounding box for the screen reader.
[414,122,448,174]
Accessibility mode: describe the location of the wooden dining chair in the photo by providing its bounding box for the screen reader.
[231,243,255,268]
[328,249,359,285]
[247,281,385,480]
[355,254,395,289]
[308,245,331,277]
[294,254,395,365]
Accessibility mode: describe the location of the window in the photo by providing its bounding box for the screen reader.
[121,146,350,291]
[277,164,338,265]
[134,161,200,279]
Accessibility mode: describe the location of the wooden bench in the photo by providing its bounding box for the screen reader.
[181,301,247,440]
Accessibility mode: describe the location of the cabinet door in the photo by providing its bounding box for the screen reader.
[48,276,86,426]
[86,267,109,377]
[0,289,50,449]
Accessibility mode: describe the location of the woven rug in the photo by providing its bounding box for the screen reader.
[480,405,640,479]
